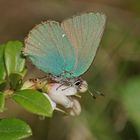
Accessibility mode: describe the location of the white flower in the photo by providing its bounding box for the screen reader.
[47,83,77,108]
[68,97,81,116]
[45,83,82,116]
[22,79,86,116]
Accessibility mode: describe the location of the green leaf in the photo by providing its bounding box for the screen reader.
[0,92,5,112]
[9,73,23,90]
[122,77,140,137]
[0,44,6,80]
[4,41,25,76]
[0,118,32,140]
[12,89,53,117]
[20,68,27,78]
[0,80,6,91]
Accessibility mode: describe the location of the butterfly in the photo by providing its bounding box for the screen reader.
[23,12,106,99]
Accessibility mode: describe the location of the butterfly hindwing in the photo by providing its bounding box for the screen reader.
[61,13,106,77]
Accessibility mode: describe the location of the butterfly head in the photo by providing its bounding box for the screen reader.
[73,78,88,93]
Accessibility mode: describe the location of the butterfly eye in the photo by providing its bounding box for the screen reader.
[75,81,81,86]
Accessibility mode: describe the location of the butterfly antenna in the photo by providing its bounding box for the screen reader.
[88,89,96,99]
[93,89,104,96]
[88,88,104,99]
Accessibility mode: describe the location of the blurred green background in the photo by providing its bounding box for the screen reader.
[0,0,140,140]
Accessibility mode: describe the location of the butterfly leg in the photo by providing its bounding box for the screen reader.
[56,83,65,90]
[61,84,73,91]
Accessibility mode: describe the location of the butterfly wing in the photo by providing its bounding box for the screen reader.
[24,21,76,76]
[61,13,106,77]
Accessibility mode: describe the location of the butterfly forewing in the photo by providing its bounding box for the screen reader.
[61,13,106,77]
[24,21,76,76]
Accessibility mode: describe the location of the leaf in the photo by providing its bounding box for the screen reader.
[0,92,5,112]
[0,44,6,80]
[122,77,140,137]
[12,89,53,117]
[4,41,25,76]
[0,118,32,140]
[0,80,7,91]
[9,73,23,90]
